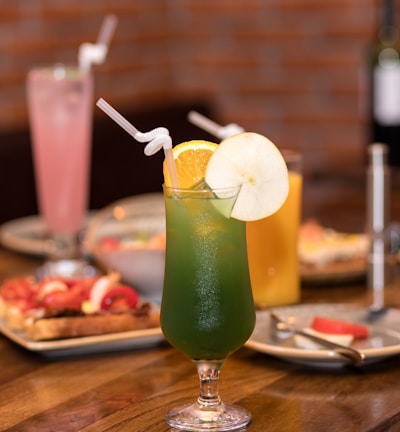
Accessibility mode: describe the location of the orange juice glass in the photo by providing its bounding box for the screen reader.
[246,150,302,307]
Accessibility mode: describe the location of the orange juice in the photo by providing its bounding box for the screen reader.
[246,170,302,307]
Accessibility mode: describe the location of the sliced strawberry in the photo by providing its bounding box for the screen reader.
[100,285,139,312]
[311,316,369,339]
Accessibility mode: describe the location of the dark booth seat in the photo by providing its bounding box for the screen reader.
[0,102,214,225]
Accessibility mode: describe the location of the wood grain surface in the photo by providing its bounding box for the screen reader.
[1,247,400,431]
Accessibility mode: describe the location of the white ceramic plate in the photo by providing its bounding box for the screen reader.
[0,215,53,256]
[0,319,164,358]
[0,193,164,257]
[0,214,94,257]
[246,304,400,368]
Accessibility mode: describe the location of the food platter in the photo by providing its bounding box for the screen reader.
[300,257,367,284]
[0,278,164,357]
[246,304,400,368]
[298,221,368,284]
[0,318,164,357]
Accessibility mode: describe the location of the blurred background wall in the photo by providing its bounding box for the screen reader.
[1,0,398,228]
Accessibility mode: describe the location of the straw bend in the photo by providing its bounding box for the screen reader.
[135,127,171,145]
[143,134,172,156]
[78,14,118,72]
[95,97,180,187]
[188,110,244,140]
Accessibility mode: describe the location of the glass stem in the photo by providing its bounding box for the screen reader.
[194,360,224,409]
[46,232,80,261]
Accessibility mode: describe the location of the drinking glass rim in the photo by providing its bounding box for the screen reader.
[28,63,91,80]
[163,183,242,195]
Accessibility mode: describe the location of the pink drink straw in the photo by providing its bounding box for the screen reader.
[187,111,244,140]
[96,98,180,188]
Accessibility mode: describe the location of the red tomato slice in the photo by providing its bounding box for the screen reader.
[69,278,98,301]
[99,236,120,250]
[14,299,41,313]
[38,277,97,305]
[1,277,37,302]
[41,290,83,311]
[100,286,139,311]
[311,316,369,339]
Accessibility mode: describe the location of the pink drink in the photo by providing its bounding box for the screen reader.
[27,65,93,235]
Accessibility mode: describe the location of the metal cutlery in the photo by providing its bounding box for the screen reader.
[270,312,365,364]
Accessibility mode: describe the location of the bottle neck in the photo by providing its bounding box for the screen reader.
[378,0,398,45]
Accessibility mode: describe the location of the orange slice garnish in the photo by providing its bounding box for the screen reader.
[163,140,218,188]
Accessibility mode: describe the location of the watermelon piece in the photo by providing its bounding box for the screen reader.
[311,316,369,339]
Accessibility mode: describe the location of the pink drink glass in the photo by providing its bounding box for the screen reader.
[27,64,93,274]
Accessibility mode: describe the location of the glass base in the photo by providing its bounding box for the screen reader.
[36,259,98,280]
[165,401,251,431]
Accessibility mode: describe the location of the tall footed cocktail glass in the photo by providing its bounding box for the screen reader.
[161,184,255,431]
[26,16,117,277]
[27,64,94,276]
[95,100,289,431]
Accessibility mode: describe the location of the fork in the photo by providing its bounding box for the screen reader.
[270,313,365,364]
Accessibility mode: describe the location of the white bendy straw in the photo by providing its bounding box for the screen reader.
[188,111,244,140]
[78,14,118,72]
[96,98,180,188]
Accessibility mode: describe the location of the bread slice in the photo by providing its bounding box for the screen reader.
[26,311,160,341]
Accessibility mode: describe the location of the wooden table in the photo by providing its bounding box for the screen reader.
[1,248,400,432]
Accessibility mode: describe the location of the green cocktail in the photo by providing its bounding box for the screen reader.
[89,104,289,430]
[160,184,255,431]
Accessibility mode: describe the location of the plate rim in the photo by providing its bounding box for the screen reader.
[0,293,164,356]
[0,319,163,352]
[245,303,400,366]
[0,192,164,257]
